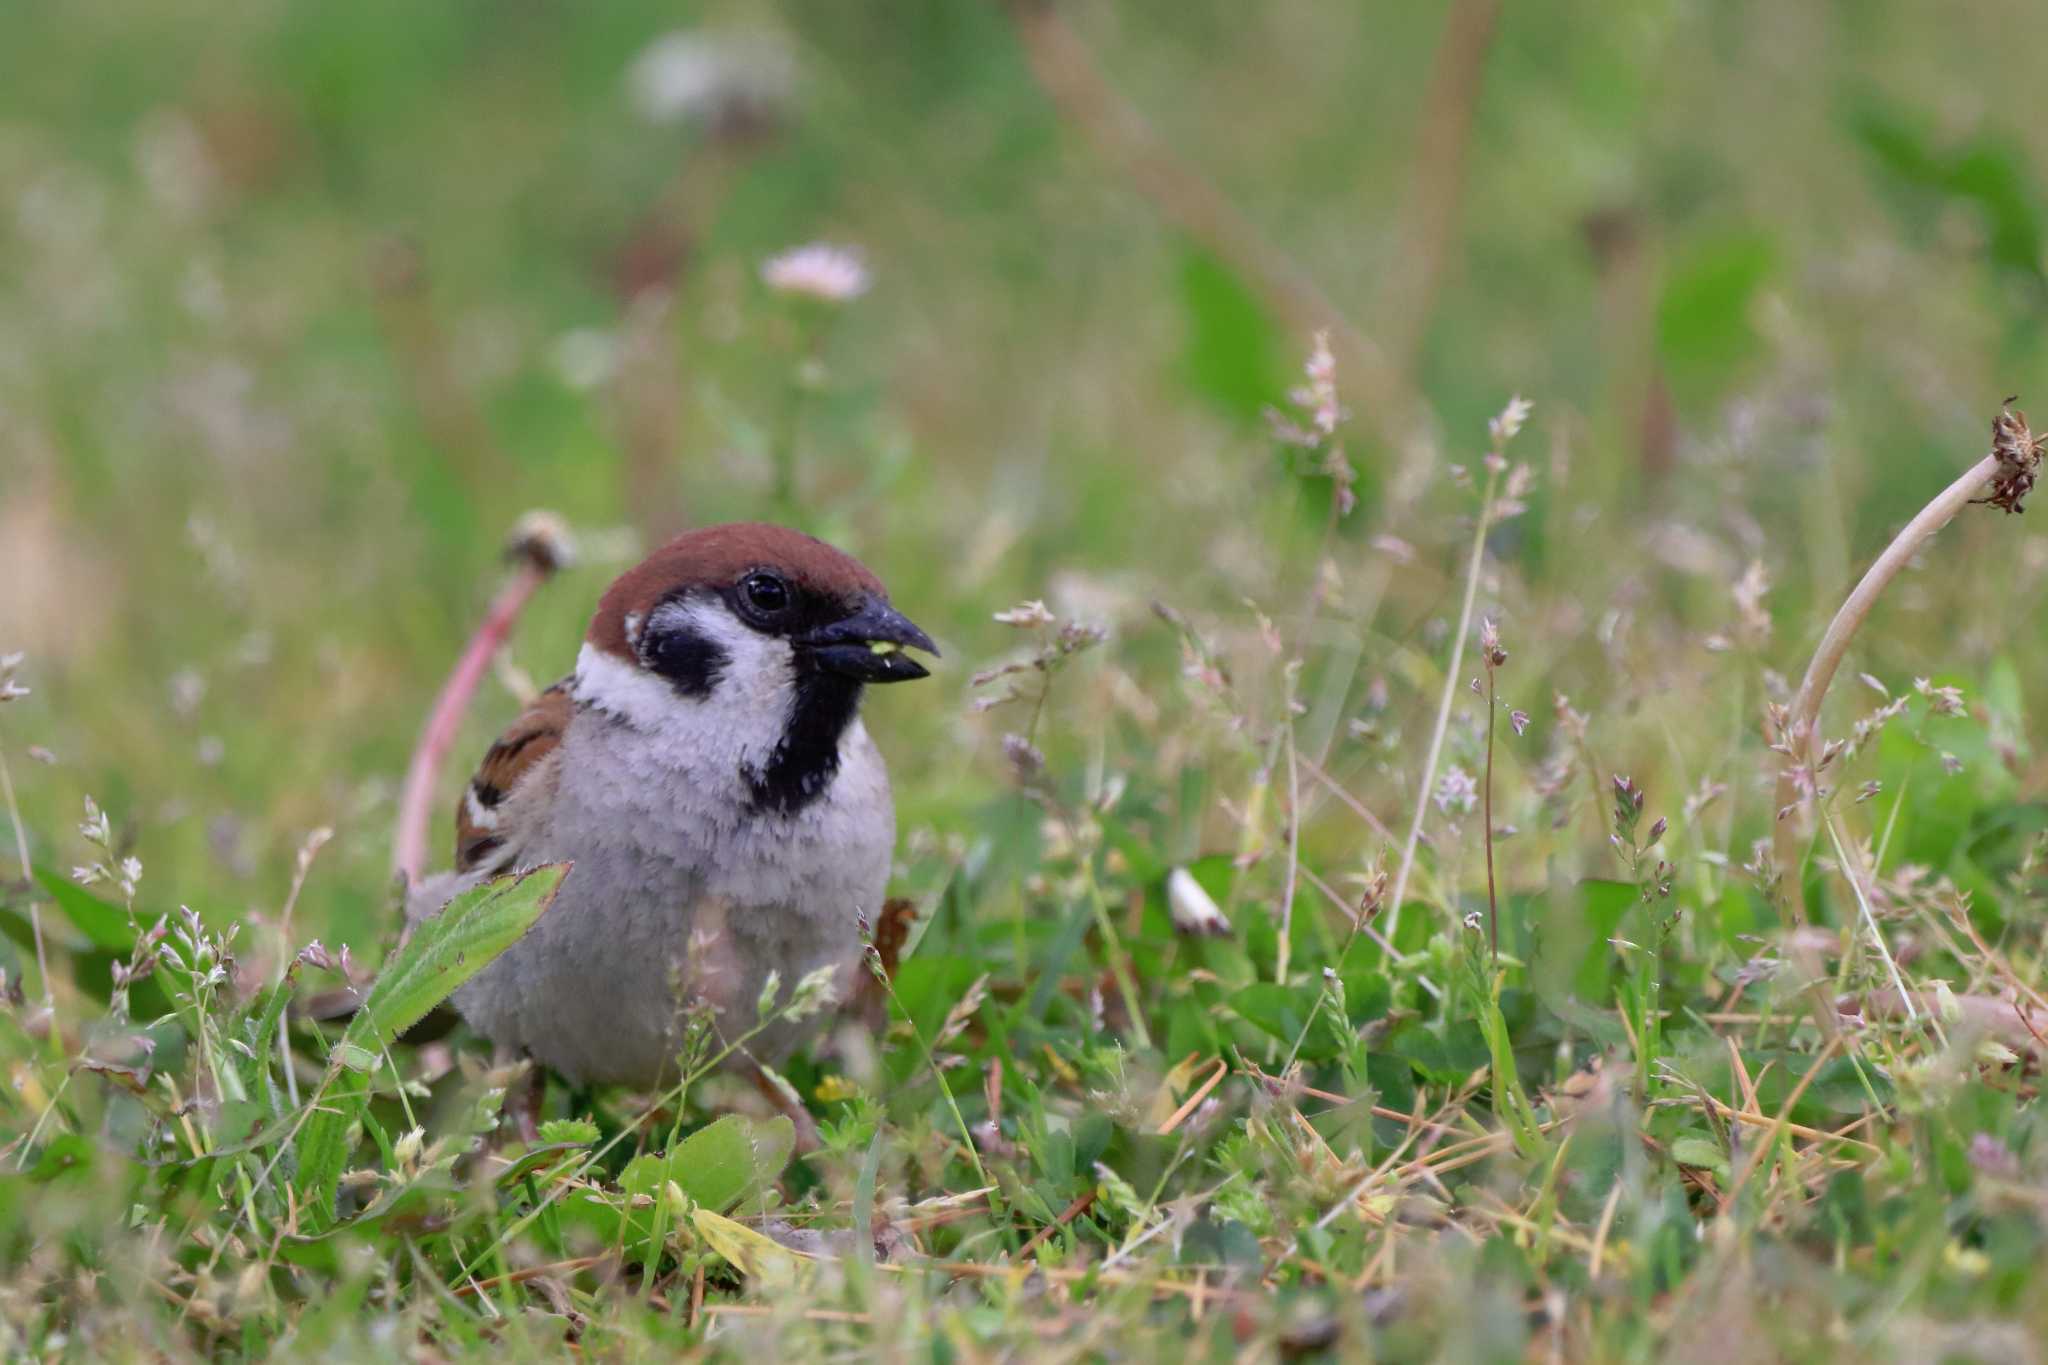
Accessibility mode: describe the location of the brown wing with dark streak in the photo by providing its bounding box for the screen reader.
[454,681,572,875]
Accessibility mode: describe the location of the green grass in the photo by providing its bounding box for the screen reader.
[7,1,2048,1358]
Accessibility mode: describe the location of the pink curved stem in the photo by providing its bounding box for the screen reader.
[392,562,547,885]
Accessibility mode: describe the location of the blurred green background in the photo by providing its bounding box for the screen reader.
[4,0,2047,954]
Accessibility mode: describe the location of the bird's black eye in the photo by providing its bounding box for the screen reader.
[738,571,791,619]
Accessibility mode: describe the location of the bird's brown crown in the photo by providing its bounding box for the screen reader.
[587,523,887,659]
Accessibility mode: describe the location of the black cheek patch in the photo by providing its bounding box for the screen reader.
[642,624,730,699]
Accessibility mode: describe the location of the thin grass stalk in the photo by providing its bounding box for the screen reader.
[1483,664,1499,961]
[1275,714,1301,985]
[1821,807,1924,1034]
[1386,466,1499,943]
[0,740,50,1012]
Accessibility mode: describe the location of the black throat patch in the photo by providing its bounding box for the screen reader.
[744,665,865,815]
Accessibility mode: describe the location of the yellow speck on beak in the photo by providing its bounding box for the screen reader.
[869,640,902,656]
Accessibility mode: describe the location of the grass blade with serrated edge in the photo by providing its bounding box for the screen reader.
[353,864,568,1048]
[294,864,567,1230]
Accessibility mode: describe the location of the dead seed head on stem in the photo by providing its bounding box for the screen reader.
[1480,617,1507,670]
[1976,398,2044,515]
[505,510,577,574]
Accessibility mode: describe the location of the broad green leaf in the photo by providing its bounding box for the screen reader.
[620,1113,794,1215]
[1670,1136,1729,1178]
[1655,233,1774,403]
[618,1113,794,1264]
[1853,102,2045,280]
[1176,245,1285,421]
[292,1067,368,1235]
[351,864,568,1049]
[293,864,566,1230]
[1229,982,1347,1061]
[32,870,136,953]
[26,1133,96,1182]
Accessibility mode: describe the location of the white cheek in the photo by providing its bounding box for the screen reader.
[569,601,796,775]
[570,643,686,730]
[463,787,501,831]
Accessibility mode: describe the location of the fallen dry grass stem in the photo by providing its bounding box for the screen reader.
[1297,752,1398,844]
[1671,1091,1882,1156]
[1156,1058,1229,1136]
[1727,1033,1847,1201]
[1016,1190,1097,1258]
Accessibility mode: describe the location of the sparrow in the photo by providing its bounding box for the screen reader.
[406,522,936,1094]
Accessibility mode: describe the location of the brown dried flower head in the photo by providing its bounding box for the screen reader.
[1976,397,2044,515]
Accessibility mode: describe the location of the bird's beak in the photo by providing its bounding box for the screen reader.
[801,596,939,683]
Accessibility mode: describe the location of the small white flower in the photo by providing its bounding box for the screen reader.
[760,242,869,303]
[168,668,205,718]
[1300,330,1340,438]
[1166,867,1231,936]
[549,329,617,392]
[992,600,1055,629]
[786,962,841,1021]
[627,30,794,128]
[1488,394,1532,447]
[0,653,26,704]
[79,797,111,848]
[1434,766,1479,816]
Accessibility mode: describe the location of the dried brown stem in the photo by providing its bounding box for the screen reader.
[1383,0,1501,381]
[1000,0,1412,446]
[368,237,510,490]
[1770,454,2000,909]
[613,290,690,545]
